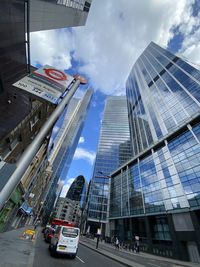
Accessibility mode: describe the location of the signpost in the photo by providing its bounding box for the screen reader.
[0,70,81,210]
[13,65,74,104]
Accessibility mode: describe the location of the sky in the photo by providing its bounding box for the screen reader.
[30,0,200,196]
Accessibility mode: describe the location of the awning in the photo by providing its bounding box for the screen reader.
[20,202,33,215]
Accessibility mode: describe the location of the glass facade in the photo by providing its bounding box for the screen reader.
[66,175,88,209]
[49,89,93,179]
[110,42,200,219]
[126,42,200,157]
[87,96,132,224]
[110,124,200,218]
[43,89,93,220]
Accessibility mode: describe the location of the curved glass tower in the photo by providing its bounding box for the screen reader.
[67,175,87,208]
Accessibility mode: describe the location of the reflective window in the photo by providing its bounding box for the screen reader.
[110,125,200,218]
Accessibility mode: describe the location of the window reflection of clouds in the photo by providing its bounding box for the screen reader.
[111,42,200,218]
[110,123,200,218]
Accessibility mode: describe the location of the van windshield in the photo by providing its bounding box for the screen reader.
[62,228,79,238]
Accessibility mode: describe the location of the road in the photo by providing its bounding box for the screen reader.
[81,237,191,267]
[33,230,195,267]
[33,231,125,267]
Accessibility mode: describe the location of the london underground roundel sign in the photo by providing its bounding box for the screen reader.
[44,68,67,81]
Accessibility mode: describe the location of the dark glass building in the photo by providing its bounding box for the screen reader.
[109,42,200,263]
[87,96,132,236]
[0,1,31,141]
[30,0,92,32]
[66,175,87,206]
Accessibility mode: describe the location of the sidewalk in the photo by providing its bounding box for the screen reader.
[80,236,200,267]
[0,226,38,267]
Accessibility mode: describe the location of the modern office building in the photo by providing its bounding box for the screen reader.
[30,0,92,32]
[49,89,93,179]
[109,42,200,263]
[87,96,132,236]
[42,89,93,223]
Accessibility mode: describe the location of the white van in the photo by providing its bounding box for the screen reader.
[49,225,80,258]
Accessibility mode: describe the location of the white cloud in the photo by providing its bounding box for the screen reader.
[73,148,96,165]
[60,178,75,197]
[30,29,73,70]
[72,0,196,95]
[30,0,196,95]
[78,136,85,144]
[178,10,200,64]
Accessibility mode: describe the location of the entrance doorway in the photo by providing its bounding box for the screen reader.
[187,242,200,263]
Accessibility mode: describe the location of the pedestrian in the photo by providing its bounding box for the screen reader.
[34,218,41,230]
[134,235,140,253]
[115,237,120,250]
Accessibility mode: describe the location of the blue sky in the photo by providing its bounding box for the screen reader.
[30,0,200,196]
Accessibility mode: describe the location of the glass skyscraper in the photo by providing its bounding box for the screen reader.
[109,42,200,263]
[66,175,88,206]
[42,89,93,223]
[87,96,132,235]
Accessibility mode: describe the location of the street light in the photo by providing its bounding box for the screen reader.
[96,171,111,249]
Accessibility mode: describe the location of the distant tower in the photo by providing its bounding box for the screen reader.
[87,96,132,236]
[67,175,87,201]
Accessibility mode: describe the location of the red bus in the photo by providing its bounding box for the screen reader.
[44,219,77,243]
[51,218,77,228]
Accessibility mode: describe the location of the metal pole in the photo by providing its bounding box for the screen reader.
[0,79,80,210]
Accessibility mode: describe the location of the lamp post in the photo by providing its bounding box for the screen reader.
[96,171,111,249]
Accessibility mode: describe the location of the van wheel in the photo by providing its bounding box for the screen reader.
[50,249,55,257]
[71,253,76,259]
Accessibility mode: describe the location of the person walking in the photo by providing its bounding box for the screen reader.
[115,237,120,250]
[34,218,41,230]
[134,235,140,253]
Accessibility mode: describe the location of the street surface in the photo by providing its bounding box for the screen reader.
[0,228,198,267]
[0,227,34,267]
[33,230,125,267]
